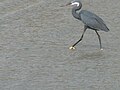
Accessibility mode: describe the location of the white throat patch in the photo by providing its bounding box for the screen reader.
[71,2,79,6]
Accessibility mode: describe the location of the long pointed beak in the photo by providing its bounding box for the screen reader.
[65,2,71,6]
[60,2,71,7]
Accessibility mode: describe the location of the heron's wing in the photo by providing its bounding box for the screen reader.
[80,10,109,32]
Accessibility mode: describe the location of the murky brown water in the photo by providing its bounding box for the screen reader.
[0,0,120,90]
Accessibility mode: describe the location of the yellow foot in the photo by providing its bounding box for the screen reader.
[69,46,76,50]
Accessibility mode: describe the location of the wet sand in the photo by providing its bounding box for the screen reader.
[0,0,120,90]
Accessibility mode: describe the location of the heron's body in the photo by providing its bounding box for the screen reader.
[63,0,109,50]
[75,10,109,32]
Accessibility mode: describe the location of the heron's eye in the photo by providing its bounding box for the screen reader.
[71,2,79,6]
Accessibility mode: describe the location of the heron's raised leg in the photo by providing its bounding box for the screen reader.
[95,30,103,50]
[69,26,87,50]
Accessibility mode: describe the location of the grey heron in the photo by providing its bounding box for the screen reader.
[62,0,109,50]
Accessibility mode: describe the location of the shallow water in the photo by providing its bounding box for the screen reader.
[0,0,120,90]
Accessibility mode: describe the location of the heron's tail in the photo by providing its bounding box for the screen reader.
[105,26,109,32]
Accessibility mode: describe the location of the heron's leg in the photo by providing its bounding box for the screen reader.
[95,30,103,50]
[69,26,87,49]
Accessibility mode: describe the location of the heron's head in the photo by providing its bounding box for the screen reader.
[65,0,82,7]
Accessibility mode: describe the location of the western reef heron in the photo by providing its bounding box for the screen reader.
[61,0,109,50]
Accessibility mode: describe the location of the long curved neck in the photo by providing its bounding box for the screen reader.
[72,4,82,20]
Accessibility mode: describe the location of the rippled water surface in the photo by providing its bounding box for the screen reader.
[0,0,120,90]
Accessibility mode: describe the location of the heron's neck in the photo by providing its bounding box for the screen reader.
[72,6,81,20]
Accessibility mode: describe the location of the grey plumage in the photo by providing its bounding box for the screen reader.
[80,10,109,32]
[64,0,109,50]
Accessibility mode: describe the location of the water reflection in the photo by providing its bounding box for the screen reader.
[77,50,106,60]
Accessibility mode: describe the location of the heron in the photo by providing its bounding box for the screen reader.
[62,0,109,50]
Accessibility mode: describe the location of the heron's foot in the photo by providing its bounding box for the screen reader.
[69,46,76,50]
[100,48,103,51]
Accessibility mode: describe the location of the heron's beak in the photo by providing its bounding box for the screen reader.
[65,2,71,6]
[60,2,71,7]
